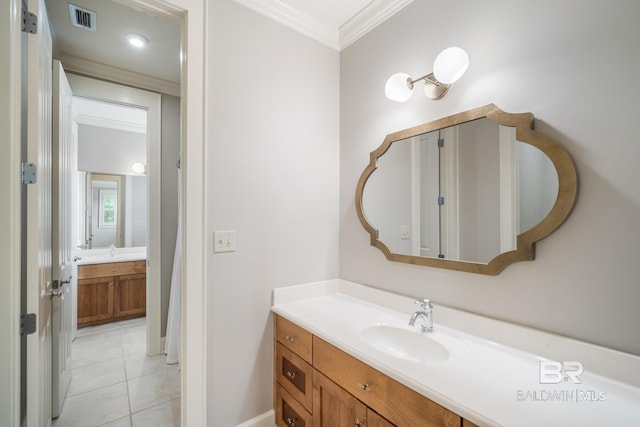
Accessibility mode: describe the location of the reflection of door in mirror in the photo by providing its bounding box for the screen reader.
[89,173,122,248]
[74,97,148,249]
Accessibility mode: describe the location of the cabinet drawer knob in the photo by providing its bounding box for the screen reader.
[286,417,297,427]
[286,370,297,379]
[355,418,363,427]
[359,383,370,391]
[285,335,295,342]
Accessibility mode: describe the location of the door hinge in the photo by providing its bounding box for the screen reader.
[22,8,38,34]
[20,313,37,336]
[438,196,445,206]
[21,162,37,184]
[438,138,444,148]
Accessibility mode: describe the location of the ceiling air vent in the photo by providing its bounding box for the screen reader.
[68,3,96,31]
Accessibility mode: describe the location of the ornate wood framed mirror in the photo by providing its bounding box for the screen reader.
[355,104,578,275]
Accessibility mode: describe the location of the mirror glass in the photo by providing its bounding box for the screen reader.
[356,105,577,275]
[74,97,147,249]
[362,118,558,264]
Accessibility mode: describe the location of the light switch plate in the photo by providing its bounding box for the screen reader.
[400,225,410,239]
[213,230,236,253]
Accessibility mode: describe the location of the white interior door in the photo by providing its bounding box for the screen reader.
[440,127,460,261]
[25,0,53,425]
[51,59,75,419]
[417,131,441,258]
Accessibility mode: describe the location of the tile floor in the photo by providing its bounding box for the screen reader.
[53,318,180,427]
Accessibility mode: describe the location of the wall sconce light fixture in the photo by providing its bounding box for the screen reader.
[131,162,146,174]
[385,47,469,102]
[127,33,148,49]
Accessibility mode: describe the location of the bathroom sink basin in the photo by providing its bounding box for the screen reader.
[360,324,450,363]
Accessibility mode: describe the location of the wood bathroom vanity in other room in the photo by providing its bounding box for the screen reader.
[77,260,146,327]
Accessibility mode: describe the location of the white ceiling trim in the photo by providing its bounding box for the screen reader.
[339,0,413,50]
[75,114,147,134]
[234,0,340,50]
[59,53,180,97]
[234,0,413,51]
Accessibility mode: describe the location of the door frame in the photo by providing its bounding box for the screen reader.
[1,0,208,425]
[67,73,163,356]
[0,0,24,424]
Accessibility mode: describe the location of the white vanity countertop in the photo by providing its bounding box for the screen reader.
[76,247,147,265]
[271,279,640,427]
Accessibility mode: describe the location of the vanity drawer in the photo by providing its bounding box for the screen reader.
[313,337,460,427]
[78,261,146,279]
[275,384,312,427]
[276,343,313,411]
[275,315,312,363]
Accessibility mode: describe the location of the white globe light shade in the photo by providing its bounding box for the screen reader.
[385,72,413,102]
[127,33,148,49]
[433,47,469,85]
[132,162,146,174]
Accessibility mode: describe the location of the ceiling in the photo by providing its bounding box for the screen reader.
[235,0,413,50]
[44,0,412,86]
[45,0,181,83]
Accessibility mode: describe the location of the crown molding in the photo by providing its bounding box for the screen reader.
[75,114,147,134]
[340,0,413,49]
[57,53,180,97]
[234,0,413,51]
[234,0,339,50]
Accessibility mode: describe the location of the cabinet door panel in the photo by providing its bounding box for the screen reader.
[115,273,146,318]
[313,370,366,427]
[276,384,312,427]
[276,343,313,411]
[77,277,114,326]
[368,409,395,427]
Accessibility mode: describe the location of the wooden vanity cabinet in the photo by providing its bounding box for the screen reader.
[275,315,314,427]
[313,337,459,427]
[314,370,393,427]
[78,261,146,327]
[115,273,146,318]
[76,276,115,325]
[274,314,479,427]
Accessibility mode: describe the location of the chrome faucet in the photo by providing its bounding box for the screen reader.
[409,298,433,333]
[110,244,116,258]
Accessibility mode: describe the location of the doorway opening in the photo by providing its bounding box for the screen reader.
[45,0,183,423]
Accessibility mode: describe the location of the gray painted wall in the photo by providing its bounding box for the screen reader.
[206,1,340,424]
[77,125,145,175]
[340,0,640,357]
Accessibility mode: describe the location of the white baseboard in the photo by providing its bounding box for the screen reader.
[236,410,275,427]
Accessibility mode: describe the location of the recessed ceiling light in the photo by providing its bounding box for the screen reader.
[127,33,148,49]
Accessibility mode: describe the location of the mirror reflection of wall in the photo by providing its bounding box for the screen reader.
[73,97,148,249]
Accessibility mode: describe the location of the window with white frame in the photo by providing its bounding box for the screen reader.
[99,189,117,228]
